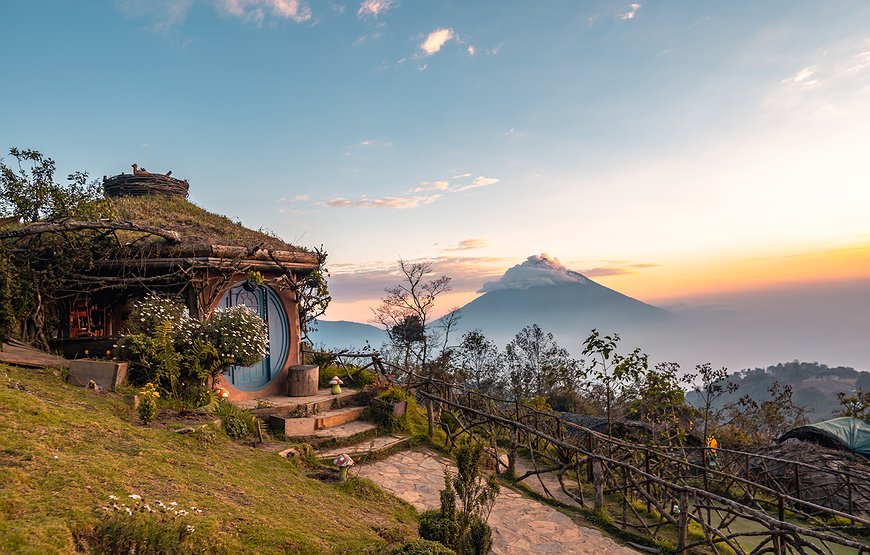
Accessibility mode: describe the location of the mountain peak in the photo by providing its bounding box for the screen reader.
[479,254,590,293]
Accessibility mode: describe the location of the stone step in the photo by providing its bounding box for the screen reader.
[239,388,362,418]
[316,406,366,429]
[318,434,411,462]
[268,406,369,438]
[311,421,378,446]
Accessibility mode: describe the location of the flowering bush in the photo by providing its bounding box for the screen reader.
[121,295,269,393]
[138,383,160,424]
[203,305,268,368]
[79,493,211,554]
[127,294,193,337]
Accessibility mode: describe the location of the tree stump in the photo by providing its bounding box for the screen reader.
[287,365,319,397]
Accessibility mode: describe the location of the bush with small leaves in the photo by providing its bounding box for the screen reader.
[388,539,455,555]
[138,383,160,424]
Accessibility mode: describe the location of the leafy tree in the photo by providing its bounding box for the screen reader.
[373,260,452,371]
[834,389,870,419]
[505,324,578,400]
[724,382,809,445]
[0,147,107,222]
[457,330,503,395]
[689,363,739,442]
[581,329,648,437]
[0,148,113,346]
[626,361,696,445]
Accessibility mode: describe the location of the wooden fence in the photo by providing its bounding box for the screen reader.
[315,351,869,555]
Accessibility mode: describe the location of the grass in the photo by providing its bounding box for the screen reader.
[0,364,418,554]
[109,194,304,252]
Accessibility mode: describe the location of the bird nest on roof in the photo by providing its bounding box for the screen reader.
[103,173,190,198]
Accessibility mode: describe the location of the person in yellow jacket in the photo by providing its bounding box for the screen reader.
[706,436,719,468]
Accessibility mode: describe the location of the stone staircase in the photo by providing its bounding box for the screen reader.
[236,387,408,458]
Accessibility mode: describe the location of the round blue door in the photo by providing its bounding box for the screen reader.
[219,283,289,391]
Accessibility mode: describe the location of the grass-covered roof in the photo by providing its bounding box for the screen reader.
[110,194,306,253]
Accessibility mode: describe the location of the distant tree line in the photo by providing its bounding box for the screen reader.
[371,261,869,448]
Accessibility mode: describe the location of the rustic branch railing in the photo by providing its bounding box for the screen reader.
[305,350,868,555]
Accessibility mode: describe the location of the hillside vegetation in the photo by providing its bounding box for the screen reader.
[689,361,869,422]
[0,364,418,554]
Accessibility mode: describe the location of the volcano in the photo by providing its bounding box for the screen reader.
[446,254,670,338]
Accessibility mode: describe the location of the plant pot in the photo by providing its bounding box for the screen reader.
[330,384,342,395]
[67,360,128,390]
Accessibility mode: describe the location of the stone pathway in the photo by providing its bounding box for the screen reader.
[356,448,637,555]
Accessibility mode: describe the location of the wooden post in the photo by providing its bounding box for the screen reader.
[426,398,435,438]
[587,432,594,482]
[774,496,785,555]
[593,459,604,510]
[846,474,854,523]
[508,426,517,477]
[621,466,628,528]
[644,450,651,514]
[793,463,801,501]
[677,490,689,552]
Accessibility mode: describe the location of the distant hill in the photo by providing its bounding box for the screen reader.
[308,320,386,350]
[687,361,870,422]
[442,254,670,340]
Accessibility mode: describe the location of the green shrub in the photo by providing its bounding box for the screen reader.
[138,383,160,424]
[209,399,257,440]
[388,539,455,555]
[419,442,498,555]
[418,510,458,548]
[458,517,492,555]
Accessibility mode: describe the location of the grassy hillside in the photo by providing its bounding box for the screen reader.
[0,364,418,554]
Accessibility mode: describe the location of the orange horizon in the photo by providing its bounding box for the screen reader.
[324,243,870,323]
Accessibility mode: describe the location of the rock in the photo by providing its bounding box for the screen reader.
[174,427,196,434]
[279,447,300,459]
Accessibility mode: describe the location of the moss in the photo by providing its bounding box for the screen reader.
[0,364,417,554]
[109,195,305,252]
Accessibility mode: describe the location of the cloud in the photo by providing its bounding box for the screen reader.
[413,180,450,192]
[328,255,510,302]
[414,175,499,193]
[356,138,392,148]
[116,0,194,33]
[581,267,635,277]
[420,28,455,55]
[444,239,489,252]
[357,0,396,18]
[480,254,590,292]
[321,172,499,209]
[218,0,312,23]
[467,45,476,56]
[280,194,309,202]
[323,194,442,209]
[765,37,870,116]
[120,0,313,28]
[619,3,641,21]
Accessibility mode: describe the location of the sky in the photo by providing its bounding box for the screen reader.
[3,0,870,324]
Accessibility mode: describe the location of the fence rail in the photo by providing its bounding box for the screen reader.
[309,350,869,555]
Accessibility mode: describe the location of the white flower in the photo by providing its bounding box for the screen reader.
[169,501,178,506]
[128,494,142,500]
[186,525,196,533]
[108,495,119,500]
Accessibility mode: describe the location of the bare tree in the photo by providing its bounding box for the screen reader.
[690,363,738,442]
[372,260,452,370]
